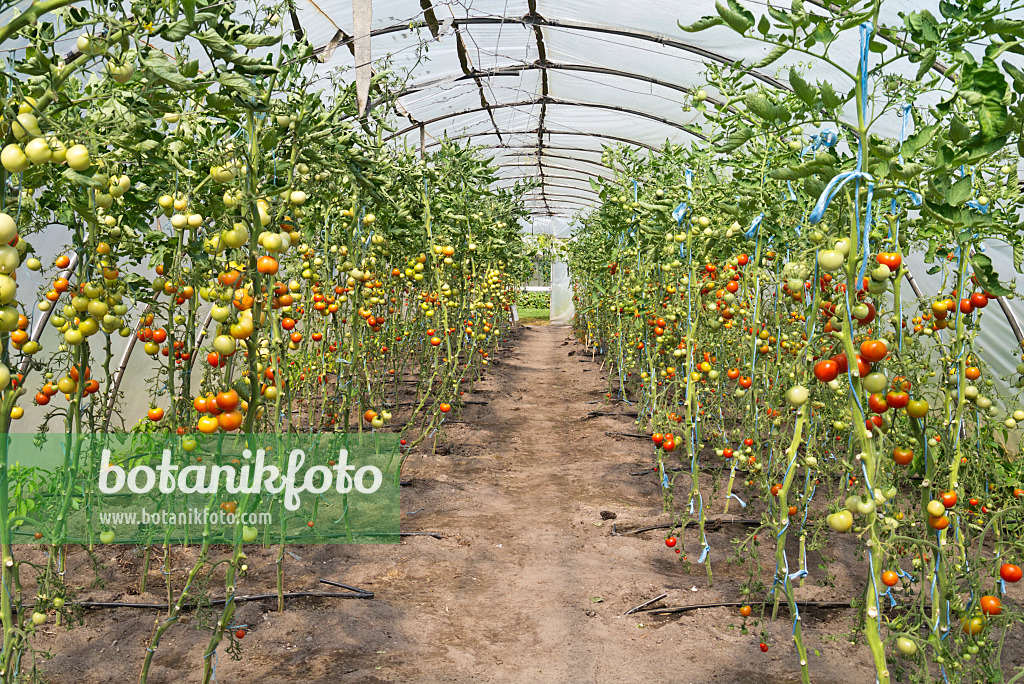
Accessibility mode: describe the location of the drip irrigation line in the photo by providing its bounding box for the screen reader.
[637,600,854,616]
[630,465,686,476]
[360,531,443,539]
[317,579,375,597]
[77,581,374,610]
[383,400,489,407]
[624,593,667,615]
[630,462,730,476]
[584,411,639,419]
[605,431,649,439]
[611,517,760,536]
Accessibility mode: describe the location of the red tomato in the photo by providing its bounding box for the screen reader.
[893,447,913,465]
[868,393,889,414]
[886,391,910,409]
[665,536,677,548]
[877,252,902,270]
[980,595,1001,616]
[216,389,240,411]
[760,643,768,653]
[813,359,839,383]
[941,490,957,508]
[833,353,849,373]
[881,570,898,587]
[1000,563,1023,583]
[859,339,888,363]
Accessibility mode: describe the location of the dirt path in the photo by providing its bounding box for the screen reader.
[41,325,880,684]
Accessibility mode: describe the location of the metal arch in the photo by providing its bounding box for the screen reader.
[506,154,612,176]
[526,0,554,214]
[421,128,666,153]
[315,16,788,91]
[491,146,607,160]
[495,153,611,175]
[523,198,591,205]
[385,98,704,143]
[500,172,600,188]
[494,162,613,180]
[523,199,589,205]
[518,182,600,196]
[395,60,722,106]
[501,178,601,194]
[516,187,598,197]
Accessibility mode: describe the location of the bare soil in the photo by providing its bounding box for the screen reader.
[35,325,1021,683]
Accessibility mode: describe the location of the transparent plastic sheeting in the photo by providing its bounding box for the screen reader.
[526,217,574,325]
[550,261,575,325]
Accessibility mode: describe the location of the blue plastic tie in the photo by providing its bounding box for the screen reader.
[744,212,764,239]
[672,202,689,225]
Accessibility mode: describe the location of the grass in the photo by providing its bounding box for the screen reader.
[518,307,550,325]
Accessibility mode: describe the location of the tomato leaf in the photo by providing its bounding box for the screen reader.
[182,0,195,25]
[133,139,161,153]
[890,161,923,180]
[949,117,970,144]
[717,127,753,153]
[768,157,834,180]
[754,44,788,68]
[62,168,103,189]
[160,20,191,42]
[218,73,259,98]
[789,68,817,106]
[945,175,974,205]
[915,48,937,81]
[678,16,725,32]
[977,100,1007,141]
[970,253,1013,296]
[818,81,843,110]
[744,95,777,121]
[715,0,754,34]
[235,32,282,48]
[143,54,194,90]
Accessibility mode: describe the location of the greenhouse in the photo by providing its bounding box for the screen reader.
[1,0,1024,681]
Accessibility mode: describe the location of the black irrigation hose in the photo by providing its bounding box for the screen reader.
[383,400,489,407]
[637,600,855,616]
[611,517,761,536]
[624,593,667,615]
[77,579,374,610]
[360,531,443,539]
[584,411,639,419]
[605,432,649,440]
[629,462,730,476]
[629,465,685,476]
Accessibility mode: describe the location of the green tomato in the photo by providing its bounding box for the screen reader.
[827,510,853,532]
[896,637,917,656]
